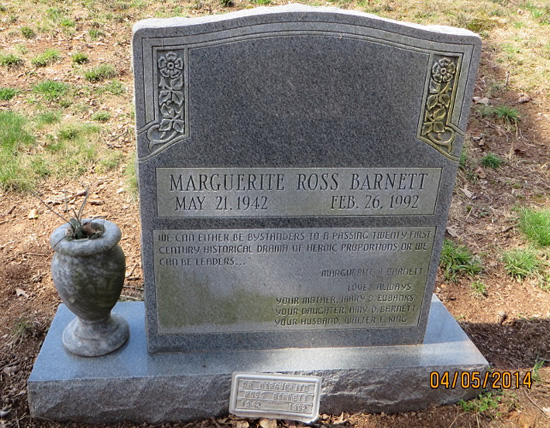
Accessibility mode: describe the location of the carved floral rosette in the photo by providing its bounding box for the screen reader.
[418,55,463,160]
[145,50,187,155]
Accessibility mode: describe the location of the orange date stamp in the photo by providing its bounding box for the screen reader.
[429,370,532,389]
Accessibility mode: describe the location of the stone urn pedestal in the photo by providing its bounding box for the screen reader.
[50,220,129,357]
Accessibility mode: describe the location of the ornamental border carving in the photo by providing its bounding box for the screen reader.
[141,49,189,159]
[418,54,464,161]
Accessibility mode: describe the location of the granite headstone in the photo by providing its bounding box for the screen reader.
[28,6,488,423]
[132,5,481,353]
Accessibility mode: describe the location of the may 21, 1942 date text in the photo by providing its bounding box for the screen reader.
[430,370,532,389]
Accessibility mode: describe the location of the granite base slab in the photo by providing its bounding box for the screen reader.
[28,296,488,423]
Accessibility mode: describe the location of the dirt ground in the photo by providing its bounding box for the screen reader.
[1,2,550,428]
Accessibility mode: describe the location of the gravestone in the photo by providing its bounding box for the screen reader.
[28,5,488,423]
[132,5,480,353]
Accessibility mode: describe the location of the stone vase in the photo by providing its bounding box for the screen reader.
[50,219,129,357]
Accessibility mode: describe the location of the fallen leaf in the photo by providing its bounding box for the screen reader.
[258,419,277,428]
[515,94,531,104]
[235,421,249,428]
[475,167,486,179]
[2,365,18,375]
[446,226,459,238]
[334,412,346,423]
[460,187,474,199]
[15,288,29,298]
[473,96,490,105]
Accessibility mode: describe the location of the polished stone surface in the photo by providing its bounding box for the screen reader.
[28,297,488,423]
[132,5,482,353]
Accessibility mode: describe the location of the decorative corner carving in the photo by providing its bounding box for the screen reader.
[418,55,463,161]
[143,50,187,157]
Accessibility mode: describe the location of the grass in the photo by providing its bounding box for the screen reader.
[532,358,545,382]
[57,123,99,141]
[0,87,18,100]
[519,208,550,247]
[98,79,125,95]
[440,239,483,282]
[20,26,35,38]
[471,280,488,298]
[45,122,100,176]
[502,248,541,280]
[0,52,23,67]
[72,52,89,64]
[481,153,503,169]
[31,48,61,67]
[36,110,61,126]
[32,80,69,101]
[88,28,105,39]
[11,316,37,343]
[0,111,35,191]
[459,390,502,419]
[97,151,124,173]
[1,105,112,191]
[493,105,521,127]
[91,111,110,122]
[125,152,138,198]
[84,64,117,82]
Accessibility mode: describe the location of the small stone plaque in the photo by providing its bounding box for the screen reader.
[229,372,322,423]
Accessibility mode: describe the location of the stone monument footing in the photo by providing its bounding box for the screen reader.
[28,296,488,424]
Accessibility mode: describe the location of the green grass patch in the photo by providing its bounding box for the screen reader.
[35,110,61,126]
[32,80,69,101]
[125,152,138,199]
[88,28,105,40]
[46,7,63,22]
[471,280,488,298]
[519,208,550,247]
[84,64,117,82]
[0,87,18,100]
[71,52,89,64]
[57,123,99,141]
[0,110,34,152]
[97,151,124,173]
[20,26,35,39]
[532,358,545,382]
[440,240,483,282]
[0,111,35,191]
[91,111,110,122]
[0,111,111,192]
[49,122,100,176]
[493,105,521,127]
[31,49,61,67]
[459,390,502,418]
[0,52,23,67]
[99,79,125,95]
[502,248,541,280]
[60,18,75,28]
[481,153,503,169]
